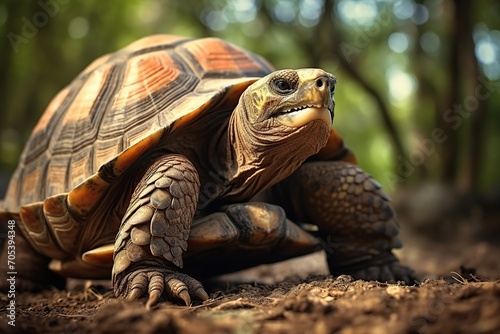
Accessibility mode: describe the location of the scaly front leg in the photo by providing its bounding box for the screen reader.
[112,154,208,307]
[270,161,416,283]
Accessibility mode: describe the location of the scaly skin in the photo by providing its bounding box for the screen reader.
[112,154,208,307]
[270,161,416,283]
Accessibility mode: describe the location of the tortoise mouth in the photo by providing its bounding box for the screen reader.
[273,105,333,128]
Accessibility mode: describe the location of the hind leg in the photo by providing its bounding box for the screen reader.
[0,229,65,292]
[268,161,416,283]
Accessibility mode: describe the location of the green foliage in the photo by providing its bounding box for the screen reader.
[0,0,499,194]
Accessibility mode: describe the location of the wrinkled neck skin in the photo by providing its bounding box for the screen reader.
[220,100,330,203]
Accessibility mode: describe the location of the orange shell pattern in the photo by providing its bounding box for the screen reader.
[4,35,274,211]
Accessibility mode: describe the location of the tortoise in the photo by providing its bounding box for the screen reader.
[0,35,415,307]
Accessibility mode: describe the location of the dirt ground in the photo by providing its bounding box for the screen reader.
[1,233,500,334]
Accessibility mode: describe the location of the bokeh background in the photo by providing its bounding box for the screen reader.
[0,0,499,274]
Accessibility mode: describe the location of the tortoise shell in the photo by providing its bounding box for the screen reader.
[1,35,278,264]
[4,35,273,213]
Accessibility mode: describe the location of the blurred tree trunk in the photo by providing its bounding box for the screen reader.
[413,0,433,181]
[438,0,460,183]
[457,0,484,193]
[438,0,483,192]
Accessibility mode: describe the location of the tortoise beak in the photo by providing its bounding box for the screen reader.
[275,70,335,127]
[275,106,333,128]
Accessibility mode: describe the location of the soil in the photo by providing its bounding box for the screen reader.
[1,235,500,334]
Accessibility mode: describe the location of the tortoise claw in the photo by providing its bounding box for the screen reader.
[146,289,163,309]
[165,277,191,305]
[194,287,209,302]
[178,290,191,306]
[127,287,144,302]
[126,272,148,301]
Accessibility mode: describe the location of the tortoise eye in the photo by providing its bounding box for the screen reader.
[275,79,291,91]
[270,70,299,95]
[271,78,294,94]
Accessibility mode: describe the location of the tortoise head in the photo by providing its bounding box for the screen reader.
[225,68,335,200]
[241,68,335,128]
[230,68,335,157]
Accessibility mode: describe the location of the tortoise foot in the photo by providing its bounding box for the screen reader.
[330,252,417,284]
[345,262,417,284]
[115,262,208,308]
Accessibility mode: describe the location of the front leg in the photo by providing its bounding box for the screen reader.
[112,154,208,307]
[270,161,416,283]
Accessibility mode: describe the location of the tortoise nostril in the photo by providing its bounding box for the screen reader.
[316,77,330,90]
